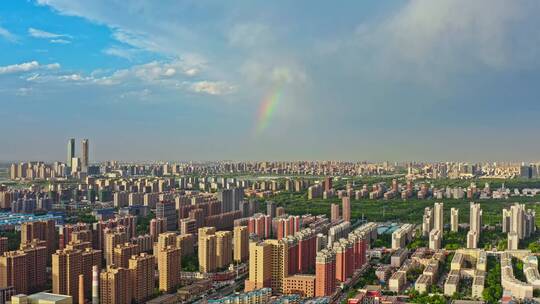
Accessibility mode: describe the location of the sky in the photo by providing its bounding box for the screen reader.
[1,0,540,162]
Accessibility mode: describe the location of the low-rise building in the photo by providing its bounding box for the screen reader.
[11,293,72,304]
[388,271,406,293]
[283,275,316,298]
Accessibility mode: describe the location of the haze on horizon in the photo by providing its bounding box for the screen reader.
[1,1,540,162]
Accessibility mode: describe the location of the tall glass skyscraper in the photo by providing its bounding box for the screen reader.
[67,138,75,167]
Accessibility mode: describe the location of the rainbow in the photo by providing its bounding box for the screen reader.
[255,86,283,135]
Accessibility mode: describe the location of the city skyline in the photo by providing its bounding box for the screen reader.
[2,1,540,161]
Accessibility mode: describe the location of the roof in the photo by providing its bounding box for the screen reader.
[27,292,72,301]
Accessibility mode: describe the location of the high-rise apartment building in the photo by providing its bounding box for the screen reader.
[198,227,217,273]
[176,234,194,257]
[104,228,127,266]
[53,248,82,302]
[467,203,482,249]
[429,229,442,250]
[149,218,165,241]
[342,197,351,222]
[156,201,177,231]
[0,237,7,255]
[450,208,459,232]
[52,247,101,303]
[129,253,155,304]
[330,204,340,223]
[0,251,28,294]
[216,231,232,269]
[20,219,57,255]
[247,214,271,239]
[19,240,47,293]
[504,203,536,249]
[157,245,181,292]
[315,249,336,297]
[324,176,333,192]
[113,243,139,268]
[233,226,249,263]
[267,201,276,218]
[434,202,444,232]
[218,188,244,213]
[334,240,353,282]
[245,242,272,292]
[422,207,434,237]
[264,239,289,294]
[100,265,132,304]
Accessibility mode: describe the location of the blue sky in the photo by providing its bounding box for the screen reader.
[1,0,540,162]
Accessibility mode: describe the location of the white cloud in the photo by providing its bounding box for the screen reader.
[0,61,59,75]
[50,39,71,44]
[20,57,232,99]
[58,74,87,81]
[28,27,70,39]
[103,46,138,60]
[28,28,72,44]
[0,26,17,42]
[189,81,235,95]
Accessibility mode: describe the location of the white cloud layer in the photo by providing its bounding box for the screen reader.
[28,27,69,39]
[189,81,236,95]
[28,27,72,44]
[0,61,60,75]
[351,0,540,81]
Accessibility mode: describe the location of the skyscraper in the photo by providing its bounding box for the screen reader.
[67,138,75,167]
[81,139,89,169]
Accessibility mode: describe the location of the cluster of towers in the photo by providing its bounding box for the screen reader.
[503,203,536,250]
[330,196,351,223]
[67,138,89,173]
[423,202,444,250]
[245,222,376,298]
